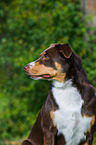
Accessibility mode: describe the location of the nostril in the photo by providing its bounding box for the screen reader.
[24,64,29,71]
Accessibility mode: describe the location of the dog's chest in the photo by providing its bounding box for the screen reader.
[52,80,92,145]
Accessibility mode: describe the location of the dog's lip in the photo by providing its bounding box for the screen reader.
[30,74,51,78]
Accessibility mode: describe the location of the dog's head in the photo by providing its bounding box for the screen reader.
[24,43,73,82]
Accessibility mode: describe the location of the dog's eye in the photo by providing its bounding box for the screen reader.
[43,55,50,60]
[45,55,48,58]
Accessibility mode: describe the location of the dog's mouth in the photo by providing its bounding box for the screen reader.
[30,74,51,79]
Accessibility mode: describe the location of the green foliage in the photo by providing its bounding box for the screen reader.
[0,0,96,144]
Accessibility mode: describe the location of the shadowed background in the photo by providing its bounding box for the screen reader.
[0,0,96,144]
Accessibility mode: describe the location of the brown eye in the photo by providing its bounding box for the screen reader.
[45,55,48,58]
[43,54,50,60]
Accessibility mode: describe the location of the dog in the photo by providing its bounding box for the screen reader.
[22,43,96,145]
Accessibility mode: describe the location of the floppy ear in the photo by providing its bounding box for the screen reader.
[59,44,72,58]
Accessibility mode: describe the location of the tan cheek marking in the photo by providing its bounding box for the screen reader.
[29,61,66,82]
[38,64,57,76]
[30,69,38,74]
[53,73,66,83]
[55,62,62,70]
[53,62,66,82]
[30,61,57,76]
[34,61,57,76]
[50,111,57,128]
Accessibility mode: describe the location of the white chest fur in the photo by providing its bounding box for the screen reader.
[52,80,92,145]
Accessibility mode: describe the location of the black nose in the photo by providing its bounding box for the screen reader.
[24,64,29,71]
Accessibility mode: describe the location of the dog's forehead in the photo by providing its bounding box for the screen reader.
[49,43,60,49]
[43,43,60,54]
[50,43,60,47]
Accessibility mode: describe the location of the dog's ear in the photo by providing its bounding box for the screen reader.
[59,44,72,58]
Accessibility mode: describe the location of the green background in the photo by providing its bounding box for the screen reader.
[0,0,96,144]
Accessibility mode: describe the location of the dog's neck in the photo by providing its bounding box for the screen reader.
[52,79,73,89]
[52,79,84,112]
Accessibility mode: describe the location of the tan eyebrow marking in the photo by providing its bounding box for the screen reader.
[43,52,46,55]
[40,53,42,56]
[40,52,46,56]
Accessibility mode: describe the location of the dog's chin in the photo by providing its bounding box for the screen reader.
[30,76,42,80]
[30,74,52,80]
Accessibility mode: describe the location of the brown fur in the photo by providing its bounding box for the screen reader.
[22,43,96,145]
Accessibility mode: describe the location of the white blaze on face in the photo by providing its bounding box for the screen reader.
[29,61,36,68]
